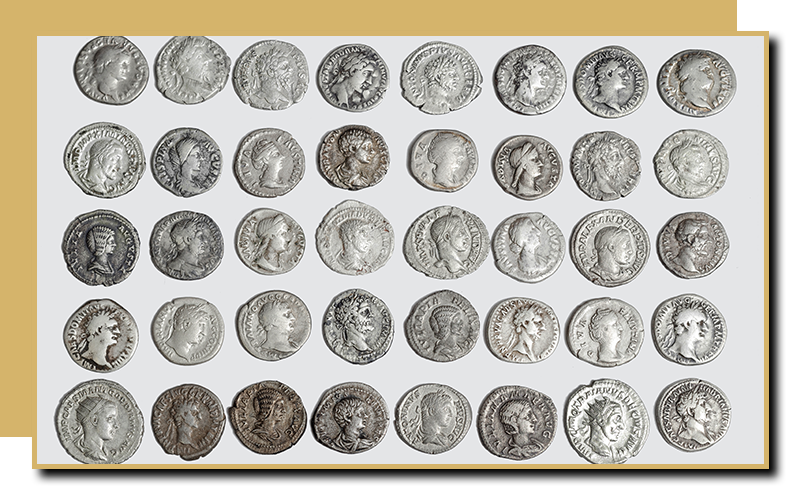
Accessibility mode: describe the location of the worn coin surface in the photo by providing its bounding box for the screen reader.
[323,289,394,365]
[235,208,305,275]
[319,124,389,190]
[565,379,649,464]
[155,36,231,105]
[492,212,565,283]
[152,297,224,366]
[657,212,729,279]
[656,379,731,452]
[55,379,144,464]
[151,384,225,461]
[571,131,641,201]
[652,294,727,365]
[410,129,478,192]
[494,135,562,200]
[318,43,389,112]
[404,290,480,363]
[574,46,648,118]
[64,122,146,198]
[401,41,482,115]
[150,211,224,281]
[495,44,566,115]
[236,290,311,361]
[230,380,307,455]
[658,49,736,117]
[152,127,222,197]
[395,383,472,455]
[654,129,729,199]
[234,127,305,197]
[567,297,643,367]
[63,299,138,373]
[73,36,148,105]
[486,297,559,364]
[233,40,308,110]
[313,381,389,454]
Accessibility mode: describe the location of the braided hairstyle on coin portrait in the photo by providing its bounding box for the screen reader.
[251,387,288,441]
[86,225,117,275]
[427,305,464,360]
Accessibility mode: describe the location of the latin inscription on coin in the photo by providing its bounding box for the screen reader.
[233,40,308,110]
[63,299,138,373]
[404,290,480,363]
[656,379,731,452]
[151,384,225,461]
[234,128,305,198]
[237,290,312,361]
[494,44,566,115]
[492,212,565,283]
[150,211,224,281]
[73,36,148,105]
[658,49,736,117]
[155,36,230,105]
[313,382,389,454]
[152,297,224,366]
[652,294,727,365]
[654,129,729,199]
[323,289,394,365]
[567,297,643,368]
[494,135,562,200]
[410,129,478,192]
[571,131,641,201]
[152,127,222,197]
[657,212,729,279]
[235,208,305,275]
[395,383,472,455]
[319,125,390,190]
[574,46,648,118]
[486,298,559,364]
[230,380,307,455]
[318,43,389,112]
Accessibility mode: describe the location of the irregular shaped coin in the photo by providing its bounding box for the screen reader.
[652,294,727,365]
[404,290,480,362]
[312,381,389,454]
[571,131,641,201]
[152,297,224,366]
[234,128,305,197]
[319,125,389,190]
[657,212,729,279]
[567,297,644,367]
[152,127,222,197]
[658,49,736,117]
[395,383,472,454]
[233,40,308,110]
[494,44,567,115]
[654,129,729,199]
[656,378,731,452]
[486,297,559,364]
[235,208,305,275]
[155,36,231,104]
[237,290,311,361]
[494,135,562,200]
[574,46,648,118]
[73,36,148,105]
[492,212,565,283]
[323,289,394,365]
[230,380,307,454]
[318,43,389,112]
[151,384,225,461]
[63,298,138,373]
[410,129,478,192]
[316,200,393,276]
[150,211,224,281]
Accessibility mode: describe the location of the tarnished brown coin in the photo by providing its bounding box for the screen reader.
[233,40,308,110]
[235,208,305,275]
[63,299,138,373]
[404,290,480,363]
[395,383,472,455]
[492,212,565,283]
[654,130,729,199]
[151,297,224,366]
[410,129,478,192]
[486,297,559,364]
[236,290,312,361]
[574,46,648,118]
[234,128,305,198]
[319,124,389,190]
[322,289,394,365]
[657,212,729,279]
[73,36,148,105]
[150,211,224,281]
[656,379,731,452]
[230,380,307,454]
[494,44,567,115]
[494,135,562,201]
[318,43,389,112]
[571,131,641,201]
[155,36,231,105]
[151,384,225,461]
[316,200,393,276]
[657,49,736,117]
[312,381,389,454]
[152,127,222,197]
[566,297,644,368]
[652,294,727,365]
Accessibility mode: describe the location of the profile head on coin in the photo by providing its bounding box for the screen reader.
[236,208,305,275]
[233,40,308,110]
[316,200,393,276]
[492,212,565,283]
[654,130,729,199]
[658,49,736,117]
[567,298,643,367]
[313,382,389,454]
[494,136,562,201]
[396,383,472,454]
[319,125,389,190]
[152,297,224,365]
[234,128,305,198]
[230,380,307,454]
[495,44,566,115]
[237,290,311,361]
[405,290,480,363]
[486,298,559,364]
[652,294,727,365]
[410,130,478,192]
[73,36,148,105]
[64,299,138,373]
[574,46,647,118]
[323,289,393,365]
[152,127,222,197]
[657,212,728,279]
[571,131,641,201]
[155,36,230,104]
[657,379,731,452]
[150,211,224,281]
[152,384,225,461]
[318,44,389,112]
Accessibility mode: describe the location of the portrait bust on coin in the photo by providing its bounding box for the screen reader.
[652,294,727,366]
[152,127,223,198]
[584,397,626,459]
[319,125,389,191]
[574,46,647,118]
[152,297,224,366]
[658,50,736,117]
[591,226,635,281]
[498,399,547,459]
[494,136,562,201]
[567,297,644,368]
[152,384,225,461]
[316,200,393,276]
[233,40,309,110]
[405,290,480,363]
[410,129,477,192]
[656,379,731,452]
[237,291,311,362]
[655,130,728,199]
[323,289,393,365]
[487,298,559,364]
[318,44,388,111]
[155,36,230,105]
[396,384,471,455]
[74,36,148,105]
[230,380,306,454]
[313,382,389,454]
[64,299,138,373]
[150,211,223,281]
[657,212,728,279]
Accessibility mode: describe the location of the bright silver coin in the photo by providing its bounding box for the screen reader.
[492,212,565,283]
[323,288,394,365]
[656,379,731,452]
[151,297,224,366]
[73,36,148,105]
[150,211,224,281]
[234,128,305,198]
[494,44,566,115]
[230,380,307,454]
[233,40,309,110]
[574,46,648,118]
[235,208,305,275]
[566,297,644,368]
[313,381,389,454]
[657,212,729,279]
[63,299,138,373]
[151,384,226,461]
[319,124,389,190]
[494,135,562,200]
[658,49,736,117]
[236,290,312,361]
[654,129,729,199]
[404,289,480,363]
[571,131,641,201]
[410,129,478,192]
[652,294,727,365]
[395,383,472,454]
[318,43,389,112]
[152,127,222,197]
[155,36,231,105]
[486,297,559,364]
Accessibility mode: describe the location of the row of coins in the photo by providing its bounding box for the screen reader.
[75,36,736,118]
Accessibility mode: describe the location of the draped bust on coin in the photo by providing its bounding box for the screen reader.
[486,297,559,364]
[658,49,736,117]
[494,135,562,201]
[318,43,389,112]
[492,212,565,283]
[230,380,307,454]
[155,36,231,105]
[73,36,148,105]
[234,128,305,198]
[323,289,394,365]
[151,384,225,461]
[395,383,472,455]
[312,382,389,454]
[236,208,305,275]
[657,212,729,279]
[654,130,729,199]
[319,125,389,190]
[574,46,648,118]
[150,211,224,281]
[495,44,566,115]
[233,40,308,110]
[316,200,393,276]
[64,299,138,373]
[404,290,480,363]
[652,294,727,365]
[571,131,641,201]
[567,297,644,368]
[410,129,478,192]
[152,297,224,366]
[656,379,731,452]
[237,290,311,361]
[152,127,222,197]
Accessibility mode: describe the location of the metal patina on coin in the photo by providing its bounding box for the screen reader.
[63,299,138,373]
[567,297,643,368]
[657,212,729,279]
[656,379,731,452]
[492,212,565,283]
[319,125,389,190]
[570,209,650,287]
[323,289,394,365]
[565,379,649,464]
[152,297,224,366]
[652,294,727,365]
[150,210,224,281]
[486,297,559,364]
[62,209,140,287]
[404,290,480,363]
[230,380,307,454]
[233,40,308,110]
[395,383,472,455]
[574,46,648,118]
[658,49,736,117]
[64,122,146,198]
[234,128,305,198]
[152,127,222,197]
[55,379,144,464]
[236,208,305,275]
[654,129,729,199]
[571,131,641,201]
[313,381,389,454]
[495,44,567,115]
[73,36,148,105]
[477,385,557,461]
[237,290,311,361]
[401,41,482,115]
[151,384,225,461]
[410,129,478,192]
[318,43,389,112]
[494,135,562,201]
[155,36,230,105]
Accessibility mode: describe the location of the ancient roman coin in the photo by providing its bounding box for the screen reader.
[492,212,565,283]
[570,209,650,287]
[323,289,394,365]
[234,128,305,198]
[404,206,490,280]
[654,129,729,199]
[401,41,482,115]
[486,297,559,364]
[150,211,224,281]
[574,46,648,118]
[152,127,222,197]
[235,208,305,275]
[230,380,307,454]
[233,40,309,110]
[657,212,729,279]
[658,49,737,117]
[318,43,389,112]
[152,297,224,366]
[151,384,225,461]
[494,135,562,200]
[55,379,144,464]
[319,124,389,190]
[155,36,231,105]
[494,44,567,115]
[63,299,138,373]
[62,209,140,287]
[652,294,727,365]
[73,36,148,105]
[404,290,480,362]
[656,379,731,452]
[410,129,478,192]
[64,122,146,198]
[566,297,644,368]
[565,379,649,464]
[313,381,389,454]
[571,131,641,201]
[316,200,393,276]
[236,290,312,361]
[477,385,557,461]
[395,383,472,455]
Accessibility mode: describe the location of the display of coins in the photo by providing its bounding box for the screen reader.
[570,131,641,201]
[652,294,727,365]
[151,297,224,366]
[316,200,393,276]
[155,36,231,105]
[494,135,562,201]
[151,384,225,461]
[566,297,644,368]
[657,212,729,279]
[395,383,472,455]
[657,49,736,117]
[151,127,222,197]
[150,210,224,281]
[234,128,305,198]
[73,36,148,105]
[63,299,138,373]
[486,297,559,364]
[404,290,480,363]
[409,129,478,192]
[322,289,394,365]
[656,379,731,452]
[318,124,389,190]
[312,381,389,454]
[236,290,312,361]
[654,130,729,199]
[574,46,648,118]
[229,380,307,455]
[492,212,565,283]
[318,43,389,112]
[494,44,567,115]
[235,208,305,275]
[233,40,309,110]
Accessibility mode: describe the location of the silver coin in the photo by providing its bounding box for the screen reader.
[492,212,565,283]
[64,122,146,198]
[658,49,736,117]
[63,299,138,373]
[323,289,394,365]
[235,208,305,275]
[566,297,644,367]
[316,200,394,276]
[62,209,140,287]
[657,212,729,279]
[150,211,224,281]
[570,209,650,287]
[152,127,222,197]
[486,297,559,364]
[151,384,225,461]
[73,36,148,105]
[313,381,389,454]
[565,379,649,464]
[404,290,480,362]
[395,383,472,454]
[656,379,731,452]
[318,43,389,112]
[410,129,478,192]
[571,131,641,201]
[494,44,567,115]
[477,385,557,461]
[319,124,389,190]
[155,36,230,105]
[152,297,224,366]
[236,290,312,361]
[234,128,305,198]
[55,379,144,464]
[494,135,562,200]
[654,129,729,199]
[574,45,648,118]
[233,40,308,110]
[652,294,727,365]
[404,205,489,280]
[401,41,482,115]
[230,380,307,454]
